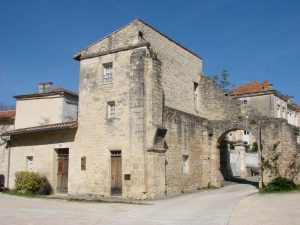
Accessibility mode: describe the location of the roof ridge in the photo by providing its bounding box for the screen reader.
[73,19,202,60]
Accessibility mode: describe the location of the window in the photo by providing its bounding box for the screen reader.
[26,156,33,171]
[81,156,86,171]
[194,82,199,110]
[242,100,248,104]
[107,101,116,118]
[103,63,113,84]
[182,155,189,174]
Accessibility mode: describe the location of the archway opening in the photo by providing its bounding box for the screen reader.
[218,129,259,187]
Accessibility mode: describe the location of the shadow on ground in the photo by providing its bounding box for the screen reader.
[227,176,259,188]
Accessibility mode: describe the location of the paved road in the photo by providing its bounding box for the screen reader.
[0,183,257,225]
[228,192,300,225]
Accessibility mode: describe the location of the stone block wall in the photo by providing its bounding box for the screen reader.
[198,76,241,120]
[163,107,212,195]
[8,130,75,191]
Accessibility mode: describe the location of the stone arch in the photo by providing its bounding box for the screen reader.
[209,118,300,187]
[209,120,261,187]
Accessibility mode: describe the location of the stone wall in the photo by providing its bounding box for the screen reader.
[163,107,212,195]
[198,76,241,120]
[0,121,14,188]
[8,129,76,191]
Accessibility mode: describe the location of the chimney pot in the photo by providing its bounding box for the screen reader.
[38,82,53,93]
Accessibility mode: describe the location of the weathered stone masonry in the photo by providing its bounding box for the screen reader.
[4,19,300,199]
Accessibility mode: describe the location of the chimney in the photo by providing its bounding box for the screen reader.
[263,80,272,90]
[38,82,53,93]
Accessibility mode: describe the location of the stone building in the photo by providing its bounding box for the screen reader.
[231,80,299,126]
[228,80,300,146]
[0,110,15,188]
[1,84,78,192]
[2,19,300,199]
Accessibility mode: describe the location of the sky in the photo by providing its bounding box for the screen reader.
[0,0,299,105]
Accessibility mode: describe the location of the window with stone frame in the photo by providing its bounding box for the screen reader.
[194,82,199,110]
[26,156,33,171]
[182,155,189,174]
[107,101,116,118]
[103,63,113,84]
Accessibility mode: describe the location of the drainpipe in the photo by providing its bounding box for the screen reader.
[0,135,11,188]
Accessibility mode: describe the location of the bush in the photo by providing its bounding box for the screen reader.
[251,142,258,152]
[15,171,52,195]
[38,178,52,195]
[264,177,297,192]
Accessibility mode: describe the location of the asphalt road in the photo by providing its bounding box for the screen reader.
[0,183,258,225]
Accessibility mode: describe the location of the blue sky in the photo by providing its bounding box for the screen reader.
[0,0,299,105]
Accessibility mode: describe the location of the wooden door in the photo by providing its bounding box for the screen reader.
[111,154,122,194]
[57,149,69,192]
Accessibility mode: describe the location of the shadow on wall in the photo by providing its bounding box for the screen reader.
[0,174,5,190]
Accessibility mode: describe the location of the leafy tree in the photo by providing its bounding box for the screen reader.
[210,69,234,91]
[0,102,15,110]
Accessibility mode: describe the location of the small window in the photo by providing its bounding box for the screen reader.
[81,156,86,171]
[107,101,116,118]
[26,156,33,171]
[182,155,189,174]
[242,100,247,104]
[111,150,121,157]
[194,82,199,110]
[103,63,113,84]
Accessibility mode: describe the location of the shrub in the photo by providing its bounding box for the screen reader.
[38,178,52,195]
[251,142,258,152]
[264,177,297,192]
[15,171,52,195]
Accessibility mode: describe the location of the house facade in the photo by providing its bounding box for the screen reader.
[1,83,78,192]
[2,20,300,199]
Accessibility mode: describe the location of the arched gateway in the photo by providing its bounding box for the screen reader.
[208,118,300,188]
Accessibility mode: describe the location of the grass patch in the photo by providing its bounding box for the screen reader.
[2,189,38,197]
[197,182,219,191]
[2,189,146,205]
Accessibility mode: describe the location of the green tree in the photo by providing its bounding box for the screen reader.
[210,69,233,91]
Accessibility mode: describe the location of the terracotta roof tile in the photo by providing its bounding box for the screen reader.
[1,121,77,136]
[0,110,16,120]
[231,80,273,95]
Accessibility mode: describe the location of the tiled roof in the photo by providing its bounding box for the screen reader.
[292,103,300,111]
[14,88,78,99]
[0,110,16,121]
[231,80,273,95]
[1,121,78,136]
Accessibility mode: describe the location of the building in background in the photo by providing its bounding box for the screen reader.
[0,110,15,188]
[14,82,78,129]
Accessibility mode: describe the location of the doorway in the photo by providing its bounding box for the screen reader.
[111,151,122,195]
[56,148,69,193]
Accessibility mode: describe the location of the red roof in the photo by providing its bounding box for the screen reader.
[231,80,273,95]
[0,110,16,121]
[2,121,77,136]
[292,103,300,111]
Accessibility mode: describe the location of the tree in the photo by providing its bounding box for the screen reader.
[210,69,234,91]
[0,102,15,111]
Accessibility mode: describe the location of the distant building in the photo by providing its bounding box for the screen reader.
[227,80,300,146]
[231,80,298,127]
[0,110,15,188]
